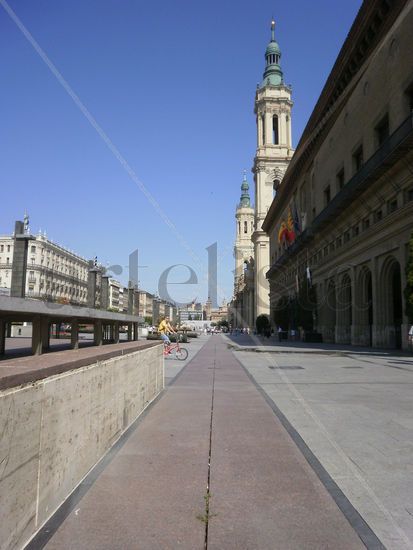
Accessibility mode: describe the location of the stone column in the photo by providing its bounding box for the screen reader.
[87,264,99,308]
[286,115,292,148]
[94,320,103,346]
[133,322,139,341]
[41,318,50,352]
[10,221,33,299]
[0,319,6,355]
[101,276,109,310]
[257,115,262,146]
[398,250,410,350]
[32,316,43,355]
[371,256,381,347]
[128,287,134,315]
[71,319,79,350]
[278,112,286,145]
[113,321,120,344]
[265,113,272,145]
[127,323,133,341]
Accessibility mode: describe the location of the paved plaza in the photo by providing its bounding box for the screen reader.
[23,334,413,550]
[227,334,413,550]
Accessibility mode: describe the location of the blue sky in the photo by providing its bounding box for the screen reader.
[0,0,362,305]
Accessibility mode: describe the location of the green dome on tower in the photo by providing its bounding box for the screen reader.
[260,20,284,88]
[239,171,251,208]
[265,41,281,56]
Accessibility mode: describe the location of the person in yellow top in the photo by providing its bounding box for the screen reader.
[158,316,176,346]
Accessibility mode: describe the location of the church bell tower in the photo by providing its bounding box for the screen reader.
[234,171,254,287]
[252,19,294,319]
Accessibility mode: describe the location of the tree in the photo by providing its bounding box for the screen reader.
[256,314,270,335]
[218,320,229,329]
[405,231,413,323]
[144,316,153,325]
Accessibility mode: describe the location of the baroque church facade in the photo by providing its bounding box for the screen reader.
[231,21,294,328]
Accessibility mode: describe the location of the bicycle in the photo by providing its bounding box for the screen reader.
[163,334,188,361]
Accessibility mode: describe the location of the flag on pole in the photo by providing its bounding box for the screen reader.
[293,201,302,235]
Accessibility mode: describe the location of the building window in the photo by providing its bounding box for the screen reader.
[272,115,279,145]
[353,145,364,173]
[6,257,9,264]
[405,187,413,203]
[352,225,359,237]
[323,246,328,257]
[238,221,240,234]
[312,207,316,220]
[344,231,350,243]
[375,114,389,147]
[336,168,345,190]
[7,245,10,252]
[362,217,370,230]
[323,185,331,206]
[0,245,3,252]
[336,237,342,248]
[387,197,398,214]
[244,221,248,234]
[375,209,383,222]
[31,245,36,254]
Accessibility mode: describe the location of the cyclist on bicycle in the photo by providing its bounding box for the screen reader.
[158,316,176,346]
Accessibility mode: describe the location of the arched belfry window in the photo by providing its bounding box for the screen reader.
[272,115,279,145]
[262,114,266,144]
[238,221,241,234]
[244,221,248,234]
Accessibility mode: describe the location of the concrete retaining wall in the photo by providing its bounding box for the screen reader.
[0,344,163,550]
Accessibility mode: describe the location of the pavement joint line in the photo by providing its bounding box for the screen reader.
[231,350,387,550]
[203,344,217,550]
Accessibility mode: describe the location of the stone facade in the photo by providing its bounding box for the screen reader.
[263,0,413,350]
[0,232,89,305]
[232,173,255,328]
[252,22,294,319]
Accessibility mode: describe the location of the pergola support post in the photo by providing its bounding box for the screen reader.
[71,319,79,350]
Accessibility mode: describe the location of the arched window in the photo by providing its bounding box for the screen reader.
[238,221,240,234]
[272,115,279,144]
[244,221,248,234]
[251,221,254,232]
[262,114,266,144]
